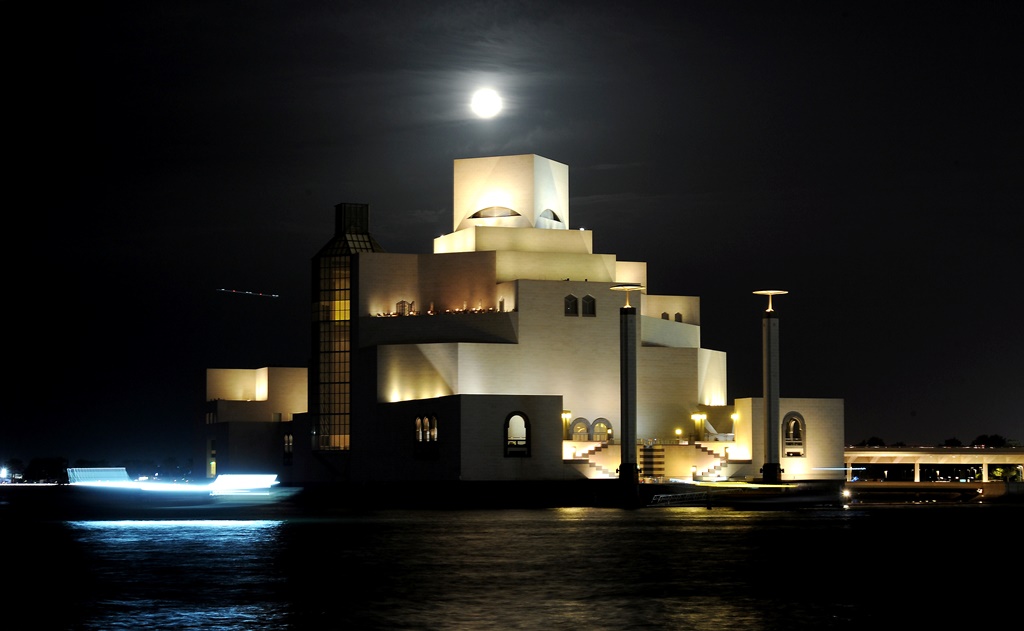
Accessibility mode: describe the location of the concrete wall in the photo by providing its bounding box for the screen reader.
[356,393,577,483]
[458,394,578,481]
[779,397,845,480]
[641,294,700,325]
[737,396,845,481]
[358,251,500,317]
[201,367,306,479]
[373,279,721,453]
[206,367,307,421]
[452,154,569,232]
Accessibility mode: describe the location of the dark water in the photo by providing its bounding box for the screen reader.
[9,504,1020,630]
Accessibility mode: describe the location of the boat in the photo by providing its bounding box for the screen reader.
[0,468,300,520]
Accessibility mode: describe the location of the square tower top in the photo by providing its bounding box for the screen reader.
[452,154,569,233]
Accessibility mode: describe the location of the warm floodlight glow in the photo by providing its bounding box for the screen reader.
[470,88,502,118]
[691,414,706,442]
[753,289,788,312]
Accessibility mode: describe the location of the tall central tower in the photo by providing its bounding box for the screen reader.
[310,203,385,452]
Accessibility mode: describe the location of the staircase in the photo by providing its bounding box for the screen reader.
[566,441,728,481]
[565,443,617,479]
[640,444,665,479]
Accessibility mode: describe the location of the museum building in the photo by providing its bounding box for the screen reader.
[198,154,845,499]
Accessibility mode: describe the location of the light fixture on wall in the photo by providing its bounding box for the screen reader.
[691,413,707,442]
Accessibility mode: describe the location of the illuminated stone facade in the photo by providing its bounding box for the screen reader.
[200,367,307,478]
[282,154,846,486]
[209,154,844,488]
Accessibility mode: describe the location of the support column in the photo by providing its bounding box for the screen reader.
[619,302,638,486]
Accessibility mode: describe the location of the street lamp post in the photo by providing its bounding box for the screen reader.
[754,289,787,484]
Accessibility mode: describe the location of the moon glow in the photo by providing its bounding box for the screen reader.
[470,88,503,118]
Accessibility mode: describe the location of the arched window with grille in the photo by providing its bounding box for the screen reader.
[571,419,591,441]
[783,413,806,457]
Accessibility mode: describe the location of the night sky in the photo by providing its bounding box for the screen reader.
[11,1,1021,466]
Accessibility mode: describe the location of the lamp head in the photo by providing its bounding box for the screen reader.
[611,283,644,307]
[753,289,788,312]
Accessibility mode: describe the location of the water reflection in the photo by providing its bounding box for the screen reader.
[40,506,1019,630]
[67,520,287,631]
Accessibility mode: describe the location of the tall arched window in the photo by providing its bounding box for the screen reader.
[415,414,440,459]
[283,433,293,466]
[505,412,531,457]
[415,416,438,442]
[571,419,591,441]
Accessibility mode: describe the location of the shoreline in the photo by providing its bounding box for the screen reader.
[2,478,1020,521]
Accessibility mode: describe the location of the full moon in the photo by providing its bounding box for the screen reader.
[470,88,503,118]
